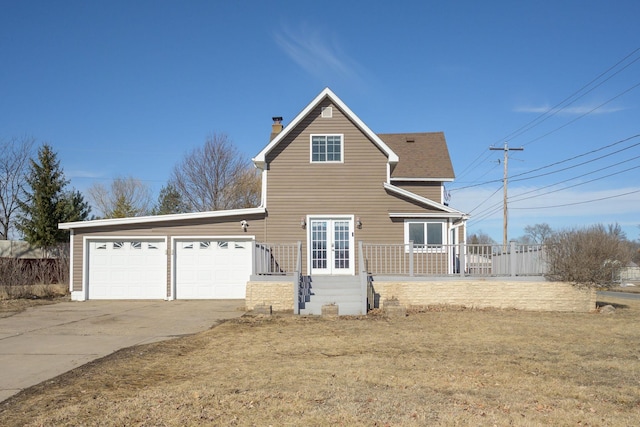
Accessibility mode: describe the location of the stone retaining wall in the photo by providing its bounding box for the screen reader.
[246,281,294,311]
[246,278,597,313]
[375,279,596,312]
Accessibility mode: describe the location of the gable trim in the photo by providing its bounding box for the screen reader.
[58,207,267,230]
[383,183,465,216]
[252,88,399,168]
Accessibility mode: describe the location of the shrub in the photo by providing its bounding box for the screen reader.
[0,255,69,299]
[545,224,631,287]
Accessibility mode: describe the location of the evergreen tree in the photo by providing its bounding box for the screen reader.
[111,194,138,218]
[59,189,91,229]
[153,184,189,215]
[17,144,90,249]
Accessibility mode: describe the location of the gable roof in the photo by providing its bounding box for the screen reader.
[252,87,399,168]
[379,132,455,180]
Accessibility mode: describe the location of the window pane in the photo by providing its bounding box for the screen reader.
[409,223,424,245]
[326,135,341,161]
[427,223,443,245]
[312,136,324,162]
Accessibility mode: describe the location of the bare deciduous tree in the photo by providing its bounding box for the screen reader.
[523,223,553,244]
[170,133,261,211]
[0,136,35,239]
[468,231,496,245]
[88,176,152,218]
[233,167,262,209]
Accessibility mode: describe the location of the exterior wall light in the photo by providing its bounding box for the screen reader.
[356,217,362,229]
[240,220,249,231]
[300,217,307,229]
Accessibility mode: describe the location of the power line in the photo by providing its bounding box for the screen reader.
[509,161,640,204]
[450,133,639,191]
[500,48,640,144]
[453,47,640,191]
[464,133,640,229]
[512,136,640,183]
[511,188,640,210]
[521,81,640,147]
[468,185,503,215]
[510,134,640,179]
[455,150,495,182]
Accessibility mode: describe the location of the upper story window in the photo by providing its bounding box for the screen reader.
[311,134,343,163]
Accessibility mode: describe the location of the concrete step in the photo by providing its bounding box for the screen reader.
[309,287,361,296]
[304,294,361,304]
[299,275,364,316]
[307,280,361,290]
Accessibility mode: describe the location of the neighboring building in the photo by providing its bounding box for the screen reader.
[59,88,468,311]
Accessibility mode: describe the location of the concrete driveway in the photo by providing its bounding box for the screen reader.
[0,300,245,402]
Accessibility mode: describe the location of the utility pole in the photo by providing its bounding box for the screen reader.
[490,142,524,249]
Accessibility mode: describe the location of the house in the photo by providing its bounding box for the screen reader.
[58,88,469,314]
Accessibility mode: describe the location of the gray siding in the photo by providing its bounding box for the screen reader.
[264,99,447,274]
[394,181,443,202]
[71,213,266,294]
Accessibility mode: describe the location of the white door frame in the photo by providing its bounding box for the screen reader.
[307,215,355,275]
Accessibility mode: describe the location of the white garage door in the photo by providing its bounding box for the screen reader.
[88,240,167,299]
[175,239,252,299]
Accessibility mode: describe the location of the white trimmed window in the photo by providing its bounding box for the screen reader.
[404,220,445,250]
[311,134,343,163]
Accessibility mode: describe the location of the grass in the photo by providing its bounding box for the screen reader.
[0,284,68,318]
[1,296,639,426]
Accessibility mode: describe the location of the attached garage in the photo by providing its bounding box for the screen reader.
[87,239,167,299]
[174,238,253,299]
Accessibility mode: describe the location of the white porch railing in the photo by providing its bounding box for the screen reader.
[253,241,548,277]
[362,242,547,277]
[254,242,300,275]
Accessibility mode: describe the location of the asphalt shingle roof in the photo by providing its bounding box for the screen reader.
[378,132,455,180]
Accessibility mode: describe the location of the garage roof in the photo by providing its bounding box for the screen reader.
[58,207,266,230]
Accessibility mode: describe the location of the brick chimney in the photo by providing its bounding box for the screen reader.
[270,116,283,141]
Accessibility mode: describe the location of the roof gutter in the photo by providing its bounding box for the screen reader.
[58,207,267,230]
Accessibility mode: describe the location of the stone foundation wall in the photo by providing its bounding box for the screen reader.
[246,281,294,311]
[375,280,596,312]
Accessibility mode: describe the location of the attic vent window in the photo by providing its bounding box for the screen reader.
[321,106,333,118]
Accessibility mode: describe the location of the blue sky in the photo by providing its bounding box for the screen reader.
[1,0,639,242]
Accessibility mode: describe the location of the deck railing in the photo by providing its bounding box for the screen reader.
[362,242,547,277]
[254,242,300,275]
[254,241,547,278]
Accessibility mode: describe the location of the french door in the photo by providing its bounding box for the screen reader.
[309,217,354,275]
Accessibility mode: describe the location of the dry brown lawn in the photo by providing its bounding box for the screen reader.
[1,296,639,426]
[0,290,68,318]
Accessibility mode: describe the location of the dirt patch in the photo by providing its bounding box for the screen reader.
[1,298,639,426]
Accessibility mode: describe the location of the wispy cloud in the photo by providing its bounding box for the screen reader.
[273,23,363,83]
[66,170,105,179]
[514,104,625,115]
